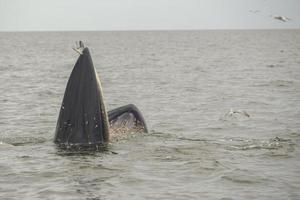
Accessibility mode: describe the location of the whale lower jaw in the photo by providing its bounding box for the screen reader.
[54,47,110,147]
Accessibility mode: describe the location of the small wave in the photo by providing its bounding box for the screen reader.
[0,141,14,148]
[221,169,268,184]
[177,137,209,142]
[146,130,175,139]
[270,80,293,87]
[38,89,55,97]
[266,64,284,68]
[288,132,300,138]
[227,137,295,156]
[0,136,47,146]
[266,64,276,68]
[251,79,293,88]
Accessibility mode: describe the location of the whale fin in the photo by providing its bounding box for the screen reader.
[54,46,110,148]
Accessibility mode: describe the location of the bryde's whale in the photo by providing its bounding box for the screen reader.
[54,42,147,149]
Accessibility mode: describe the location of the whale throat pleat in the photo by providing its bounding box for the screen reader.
[54,48,109,146]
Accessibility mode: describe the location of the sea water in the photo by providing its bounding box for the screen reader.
[0,30,299,199]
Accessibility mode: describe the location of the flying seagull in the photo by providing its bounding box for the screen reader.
[272,15,291,22]
[249,10,260,13]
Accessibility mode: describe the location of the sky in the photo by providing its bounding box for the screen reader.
[0,0,299,31]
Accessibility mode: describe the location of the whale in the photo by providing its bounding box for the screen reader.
[54,42,147,149]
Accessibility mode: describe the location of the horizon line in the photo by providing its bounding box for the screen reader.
[1,28,300,33]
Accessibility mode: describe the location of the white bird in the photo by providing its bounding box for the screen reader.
[272,15,291,22]
[249,10,260,13]
[72,41,85,55]
[225,109,250,118]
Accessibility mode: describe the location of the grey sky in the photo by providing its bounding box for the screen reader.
[0,0,299,31]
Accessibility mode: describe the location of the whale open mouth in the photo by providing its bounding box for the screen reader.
[54,42,148,150]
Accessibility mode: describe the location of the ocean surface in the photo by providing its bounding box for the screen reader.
[0,30,299,200]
